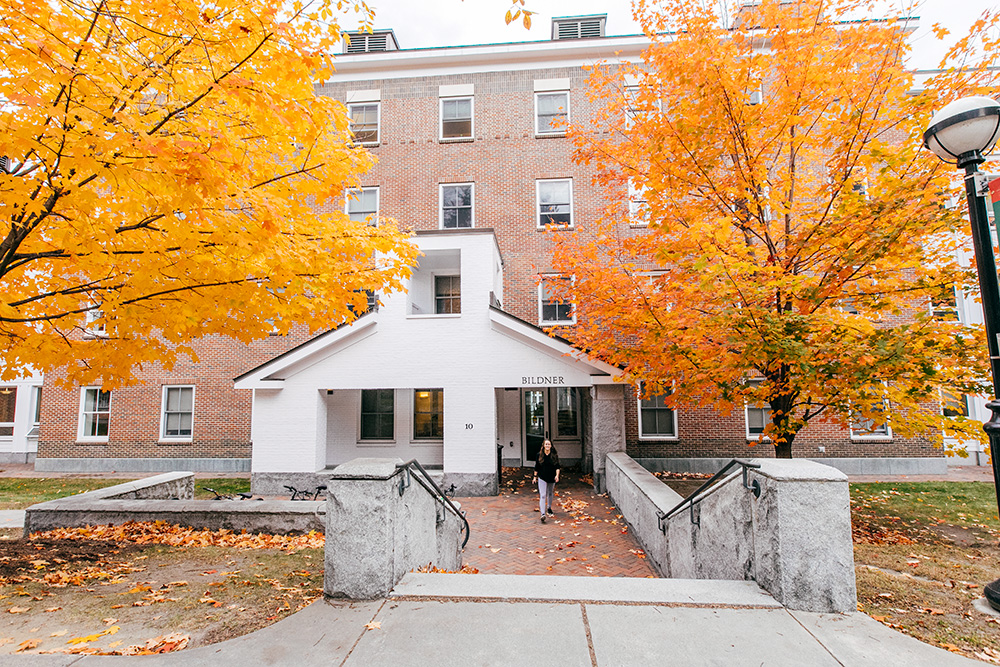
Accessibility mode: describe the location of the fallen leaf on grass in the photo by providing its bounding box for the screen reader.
[108,641,122,649]
[0,637,14,646]
[167,581,188,587]
[8,606,29,614]
[44,607,62,612]
[16,639,39,652]
[199,597,223,608]
[490,548,500,553]
[877,593,893,599]
[102,617,117,626]
[601,554,610,559]
[50,630,67,637]
[121,632,189,655]
[921,608,945,615]
[127,585,151,594]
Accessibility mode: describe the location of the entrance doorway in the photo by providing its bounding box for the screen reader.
[520,387,582,465]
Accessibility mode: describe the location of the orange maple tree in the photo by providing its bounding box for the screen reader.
[553,0,1000,458]
[0,0,417,387]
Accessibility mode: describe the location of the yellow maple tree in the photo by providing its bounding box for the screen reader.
[0,0,417,387]
[553,0,1000,457]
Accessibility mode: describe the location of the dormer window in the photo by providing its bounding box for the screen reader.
[551,15,606,40]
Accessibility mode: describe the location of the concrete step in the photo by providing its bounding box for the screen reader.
[390,572,782,608]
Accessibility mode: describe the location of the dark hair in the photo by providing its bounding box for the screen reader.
[536,440,560,466]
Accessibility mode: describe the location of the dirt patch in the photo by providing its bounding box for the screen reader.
[0,539,139,579]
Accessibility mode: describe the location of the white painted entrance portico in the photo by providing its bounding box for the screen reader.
[235,230,623,496]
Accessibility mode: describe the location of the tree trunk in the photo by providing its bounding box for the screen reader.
[773,438,793,459]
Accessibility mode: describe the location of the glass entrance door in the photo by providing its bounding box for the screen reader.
[523,389,547,464]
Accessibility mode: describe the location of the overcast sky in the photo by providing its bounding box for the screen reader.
[352,0,996,70]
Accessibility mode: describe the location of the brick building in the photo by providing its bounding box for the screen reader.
[32,15,949,485]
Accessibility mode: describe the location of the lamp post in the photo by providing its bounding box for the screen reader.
[923,95,1000,611]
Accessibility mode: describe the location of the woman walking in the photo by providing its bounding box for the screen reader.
[533,439,560,523]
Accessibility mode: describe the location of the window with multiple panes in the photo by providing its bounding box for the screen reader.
[639,392,677,438]
[434,275,461,314]
[745,380,771,438]
[0,388,14,437]
[535,91,569,135]
[440,97,473,140]
[161,386,194,440]
[538,275,574,325]
[360,389,394,440]
[440,183,473,229]
[79,388,111,440]
[346,188,379,225]
[85,307,105,335]
[628,178,650,226]
[536,179,573,228]
[554,387,579,437]
[931,284,959,321]
[850,396,890,439]
[941,390,970,418]
[413,389,444,440]
[348,103,379,145]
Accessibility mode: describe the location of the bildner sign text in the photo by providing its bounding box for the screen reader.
[522,376,566,385]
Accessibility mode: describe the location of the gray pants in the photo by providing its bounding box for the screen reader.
[538,478,555,514]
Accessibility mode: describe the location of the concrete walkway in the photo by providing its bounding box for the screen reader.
[5,574,979,666]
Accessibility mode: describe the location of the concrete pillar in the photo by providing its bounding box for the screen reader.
[590,384,626,492]
[749,460,857,613]
[324,458,464,600]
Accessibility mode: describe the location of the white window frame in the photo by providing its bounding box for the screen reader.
[536,178,574,229]
[534,90,570,136]
[0,386,15,438]
[637,385,678,440]
[345,187,380,226]
[412,388,444,442]
[439,182,475,229]
[31,385,41,426]
[433,273,461,315]
[160,385,195,442]
[77,387,111,442]
[743,379,771,441]
[439,96,474,141]
[347,101,380,146]
[628,178,650,227]
[358,388,396,443]
[849,390,892,441]
[930,284,960,321]
[538,274,576,326]
[85,306,106,337]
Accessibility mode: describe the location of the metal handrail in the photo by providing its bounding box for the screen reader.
[657,459,761,533]
[396,459,470,548]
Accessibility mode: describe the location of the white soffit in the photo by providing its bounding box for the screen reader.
[345,89,381,103]
[439,83,474,97]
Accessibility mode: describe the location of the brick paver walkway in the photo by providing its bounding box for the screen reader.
[456,469,658,577]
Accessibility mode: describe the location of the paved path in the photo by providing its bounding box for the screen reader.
[5,574,979,666]
[457,470,657,577]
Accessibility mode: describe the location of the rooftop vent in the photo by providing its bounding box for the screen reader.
[551,15,606,40]
[343,30,399,54]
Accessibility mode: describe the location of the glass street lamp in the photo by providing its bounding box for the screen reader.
[923,95,1000,612]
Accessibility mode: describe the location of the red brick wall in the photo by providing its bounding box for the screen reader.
[37,332,309,460]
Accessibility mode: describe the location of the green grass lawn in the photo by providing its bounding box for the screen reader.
[851,481,1000,535]
[0,477,252,509]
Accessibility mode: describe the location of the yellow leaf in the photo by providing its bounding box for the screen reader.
[50,630,68,637]
[8,607,29,614]
[365,621,381,630]
[67,626,119,645]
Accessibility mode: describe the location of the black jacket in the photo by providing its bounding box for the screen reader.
[535,448,560,483]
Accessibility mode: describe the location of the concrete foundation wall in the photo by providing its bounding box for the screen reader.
[634,456,948,476]
[34,457,250,473]
[606,453,857,613]
[24,473,325,535]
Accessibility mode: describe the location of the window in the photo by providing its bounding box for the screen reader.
[639,391,677,439]
[850,400,890,439]
[931,284,959,321]
[79,388,111,441]
[539,275,575,325]
[628,179,650,226]
[85,306,106,336]
[535,91,569,135]
[348,289,378,317]
[434,275,461,314]
[414,389,443,440]
[348,103,379,145]
[941,389,970,418]
[346,187,379,225]
[440,97,473,140]
[31,386,41,425]
[536,179,573,228]
[440,183,473,229]
[744,380,771,439]
[161,386,194,440]
[0,387,14,437]
[554,387,579,437]
[360,389,394,440]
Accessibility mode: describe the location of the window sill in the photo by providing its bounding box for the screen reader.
[851,435,893,442]
[357,440,396,447]
[76,439,108,445]
[746,436,771,443]
[406,313,461,320]
[534,132,567,139]
[439,137,474,143]
[541,320,576,327]
[638,435,679,441]
[158,440,192,445]
[536,224,574,231]
[411,439,444,446]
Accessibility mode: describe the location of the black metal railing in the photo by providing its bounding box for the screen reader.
[657,459,761,532]
[396,459,470,548]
